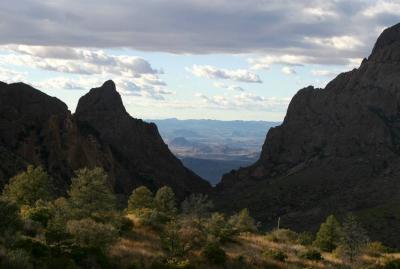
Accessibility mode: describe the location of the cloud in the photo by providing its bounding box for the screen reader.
[2,45,160,76]
[281,66,296,75]
[213,82,245,91]
[311,70,338,77]
[188,65,262,83]
[196,92,290,111]
[0,67,26,83]
[0,0,397,66]
[0,45,172,100]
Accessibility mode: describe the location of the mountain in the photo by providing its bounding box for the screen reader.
[216,23,400,247]
[0,80,210,198]
[149,118,279,184]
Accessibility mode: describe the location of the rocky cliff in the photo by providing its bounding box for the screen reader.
[216,23,400,247]
[0,80,211,198]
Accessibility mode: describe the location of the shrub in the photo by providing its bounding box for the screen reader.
[1,249,33,269]
[150,258,193,269]
[383,259,400,269]
[66,218,118,250]
[264,249,288,262]
[228,208,257,233]
[201,242,227,265]
[128,186,154,212]
[266,228,298,243]
[68,167,117,217]
[0,198,22,235]
[160,220,186,258]
[364,241,388,257]
[2,166,54,206]
[20,200,53,227]
[154,186,177,222]
[178,216,207,251]
[299,249,323,261]
[297,231,314,246]
[339,214,369,262]
[181,193,213,218]
[206,212,235,243]
[313,215,342,252]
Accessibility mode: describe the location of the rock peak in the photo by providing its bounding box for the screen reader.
[370,22,400,59]
[75,80,126,116]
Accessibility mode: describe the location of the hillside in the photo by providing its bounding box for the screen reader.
[216,23,400,247]
[0,80,210,198]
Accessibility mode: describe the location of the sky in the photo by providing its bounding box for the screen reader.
[0,0,399,121]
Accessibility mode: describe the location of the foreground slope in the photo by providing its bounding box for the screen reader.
[0,80,210,198]
[216,23,400,246]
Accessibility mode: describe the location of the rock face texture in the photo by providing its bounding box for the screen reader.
[0,80,210,198]
[216,23,400,247]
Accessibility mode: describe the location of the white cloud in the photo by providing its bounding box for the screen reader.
[362,0,400,17]
[281,66,296,75]
[213,82,245,91]
[188,65,262,83]
[0,67,26,83]
[196,92,290,111]
[249,54,312,70]
[311,70,338,77]
[304,35,363,51]
[0,45,171,100]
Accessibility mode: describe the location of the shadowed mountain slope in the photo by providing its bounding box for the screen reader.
[216,23,400,247]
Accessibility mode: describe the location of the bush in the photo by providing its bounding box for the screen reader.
[128,186,154,212]
[313,215,342,252]
[206,212,235,242]
[154,186,177,222]
[20,200,53,227]
[297,231,314,246]
[0,198,22,235]
[264,249,288,262]
[383,259,400,269]
[160,220,186,258]
[364,241,388,257]
[299,249,323,261]
[228,208,257,233]
[68,167,117,217]
[2,166,54,206]
[181,193,213,218]
[201,242,227,265]
[1,249,33,269]
[66,218,118,250]
[265,229,298,243]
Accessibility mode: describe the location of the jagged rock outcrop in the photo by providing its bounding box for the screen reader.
[0,80,210,198]
[216,23,400,247]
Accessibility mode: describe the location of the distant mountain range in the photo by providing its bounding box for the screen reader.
[147,118,280,184]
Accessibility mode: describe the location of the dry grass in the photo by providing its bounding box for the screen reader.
[108,217,398,269]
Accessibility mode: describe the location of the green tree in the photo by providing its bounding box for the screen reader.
[0,198,22,236]
[228,208,257,233]
[66,218,118,250]
[206,212,235,243]
[160,220,185,257]
[2,166,54,206]
[339,214,369,262]
[181,193,213,218]
[68,167,116,217]
[313,215,342,252]
[127,186,154,212]
[154,186,177,220]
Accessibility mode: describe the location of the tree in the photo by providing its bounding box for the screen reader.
[66,218,118,250]
[154,186,177,220]
[0,198,22,236]
[127,186,154,212]
[2,166,54,206]
[181,193,213,218]
[68,167,116,217]
[339,214,369,263]
[160,220,185,257]
[228,208,257,233]
[206,213,235,243]
[313,215,342,252]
